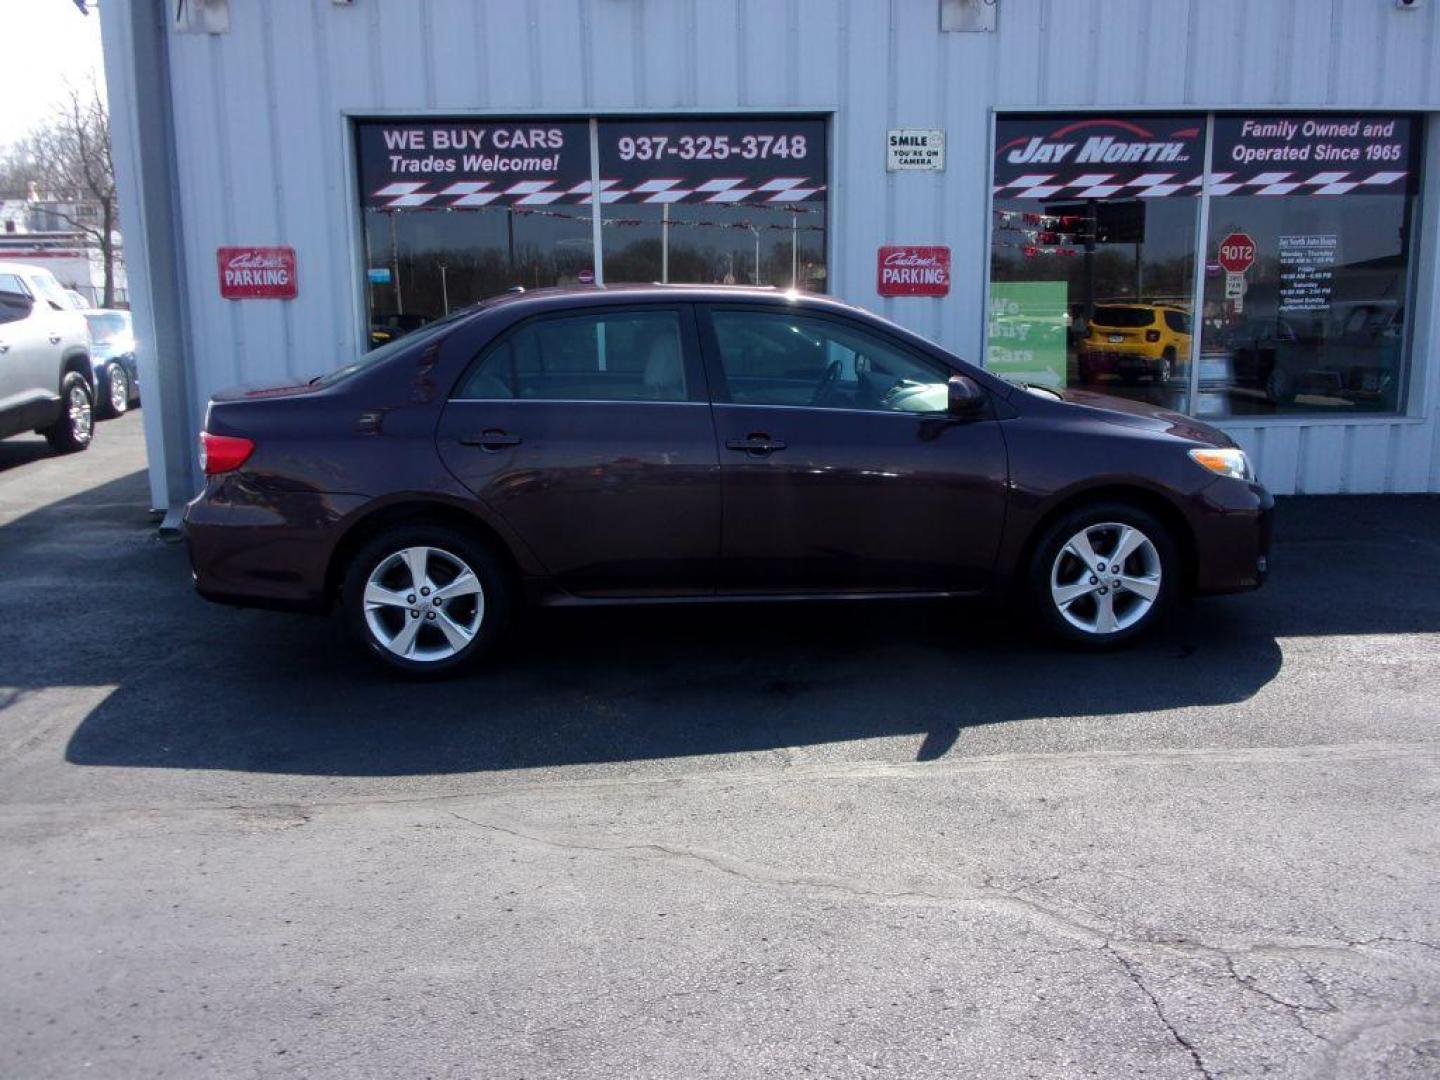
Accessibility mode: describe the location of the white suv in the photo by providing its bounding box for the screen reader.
[0,261,94,453]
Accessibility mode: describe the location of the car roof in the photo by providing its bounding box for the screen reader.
[0,261,50,275]
[475,283,873,319]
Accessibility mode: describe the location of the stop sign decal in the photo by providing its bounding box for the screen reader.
[1218,233,1256,274]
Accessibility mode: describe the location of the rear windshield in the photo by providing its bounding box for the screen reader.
[312,304,476,388]
[85,312,130,342]
[1092,306,1156,328]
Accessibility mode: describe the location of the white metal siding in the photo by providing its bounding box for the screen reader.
[105,0,1440,501]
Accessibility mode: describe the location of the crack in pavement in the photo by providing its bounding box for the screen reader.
[1107,944,1216,1080]
[1221,954,1334,1041]
[441,808,1436,978]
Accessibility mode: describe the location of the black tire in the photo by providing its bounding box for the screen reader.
[96,362,129,419]
[341,523,513,678]
[1026,501,1179,649]
[43,372,94,453]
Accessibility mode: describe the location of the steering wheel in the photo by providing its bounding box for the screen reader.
[811,359,841,406]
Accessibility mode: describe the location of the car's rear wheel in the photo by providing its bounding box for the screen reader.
[341,524,512,678]
[1027,502,1177,648]
[97,362,129,418]
[43,373,94,453]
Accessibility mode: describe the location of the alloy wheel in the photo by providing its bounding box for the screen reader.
[362,545,485,662]
[69,384,93,445]
[1049,521,1162,635]
[109,367,129,413]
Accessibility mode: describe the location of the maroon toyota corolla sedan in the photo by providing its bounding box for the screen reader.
[185,286,1271,676]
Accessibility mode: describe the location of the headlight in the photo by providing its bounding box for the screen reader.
[1188,447,1253,481]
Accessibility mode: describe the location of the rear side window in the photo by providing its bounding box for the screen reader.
[1163,310,1191,334]
[1092,307,1155,328]
[459,310,688,402]
[0,273,29,297]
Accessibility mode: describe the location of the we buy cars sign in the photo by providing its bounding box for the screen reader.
[1217,233,1256,274]
[218,246,297,299]
[877,246,950,297]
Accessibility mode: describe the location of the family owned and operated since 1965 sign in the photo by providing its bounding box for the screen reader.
[356,117,827,209]
[217,246,296,300]
[1209,115,1416,195]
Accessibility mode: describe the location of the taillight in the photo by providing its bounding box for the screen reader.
[199,431,255,476]
[1145,329,1161,343]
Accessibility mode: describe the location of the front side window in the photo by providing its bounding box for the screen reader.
[459,310,688,402]
[709,310,951,413]
[1195,115,1419,417]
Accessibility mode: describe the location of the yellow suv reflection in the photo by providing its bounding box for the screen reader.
[1080,304,1192,385]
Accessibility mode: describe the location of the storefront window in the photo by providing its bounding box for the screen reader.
[596,119,827,290]
[987,112,1422,420]
[1195,115,1419,417]
[354,116,828,348]
[987,115,1203,409]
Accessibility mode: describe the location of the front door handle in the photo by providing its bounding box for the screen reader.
[0,341,9,353]
[48,334,62,344]
[726,434,787,456]
[459,429,522,452]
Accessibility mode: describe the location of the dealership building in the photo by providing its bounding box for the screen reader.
[98,0,1440,519]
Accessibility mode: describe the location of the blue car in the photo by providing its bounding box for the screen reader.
[84,309,141,419]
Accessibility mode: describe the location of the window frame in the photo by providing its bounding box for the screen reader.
[695,302,965,415]
[449,302,710,405]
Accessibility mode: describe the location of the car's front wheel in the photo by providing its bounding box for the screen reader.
[341,524,512,678]
[42,372,94,453]
[1028,503,1178,648]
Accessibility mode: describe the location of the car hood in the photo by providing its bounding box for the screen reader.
[1053,387,1234,447]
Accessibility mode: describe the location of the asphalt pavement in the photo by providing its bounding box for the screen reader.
[1,410,1438,1079]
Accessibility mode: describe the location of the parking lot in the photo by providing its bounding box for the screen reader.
[1,410,1437,1078]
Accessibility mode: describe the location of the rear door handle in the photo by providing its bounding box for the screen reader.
[459,429,522,452]
[48,334,62,344]
[0,342,9,353]
[725,435,787,455]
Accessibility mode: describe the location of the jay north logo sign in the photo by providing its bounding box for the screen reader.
[1005,134,1189,167]
[993,117,1204,200]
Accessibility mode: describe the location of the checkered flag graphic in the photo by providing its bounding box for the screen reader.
[372,176,826,209]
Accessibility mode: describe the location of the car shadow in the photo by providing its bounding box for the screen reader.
[0,470,1433,777]
[0,435,62,472]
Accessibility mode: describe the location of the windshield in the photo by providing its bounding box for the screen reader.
[85,312,131,342]
[313,304,477,388]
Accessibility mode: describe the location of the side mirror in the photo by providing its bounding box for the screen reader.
[947,374,986,417]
